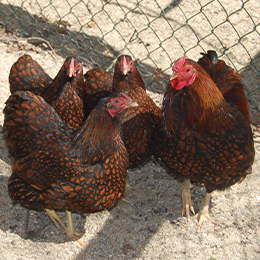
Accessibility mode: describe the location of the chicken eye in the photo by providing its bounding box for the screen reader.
[186,69,190,72]
[114,99,120,103]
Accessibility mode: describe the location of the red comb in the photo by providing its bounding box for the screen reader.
[172,55,186,72]
[69,57,75,70]
[70,57,74,65]
[123,56,127,67]
[120,92,130,100]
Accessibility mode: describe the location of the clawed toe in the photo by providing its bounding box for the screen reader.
[194,193,220,231]
[195,210,216,231]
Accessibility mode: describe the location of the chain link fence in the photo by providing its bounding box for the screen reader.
[0,0,259,110]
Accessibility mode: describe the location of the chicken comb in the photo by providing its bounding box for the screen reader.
[172,55,186,72]
[123,56,128,67]
[68,57,75,77]
[122,92,130,99]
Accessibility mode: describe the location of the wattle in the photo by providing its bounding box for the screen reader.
[170,78,186,90]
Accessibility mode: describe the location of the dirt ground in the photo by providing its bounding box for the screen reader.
[0,0,260,259]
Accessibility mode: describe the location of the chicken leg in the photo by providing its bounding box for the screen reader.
[125,173,137,195]
[46,209,66,230]
[65,210,85,246]
[121,173,137,205]
[181,178,195,219]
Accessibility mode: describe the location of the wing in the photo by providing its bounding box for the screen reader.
[192,116,254,193]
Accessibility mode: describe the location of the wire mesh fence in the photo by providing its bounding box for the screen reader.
[0,0,259,110]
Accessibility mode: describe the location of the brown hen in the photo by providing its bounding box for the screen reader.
[83,61,145,117]
[9,55,85,128]
[83,55,162,168]
[9,55,83,100]
[3,91,137,241]
[151,51,255,230]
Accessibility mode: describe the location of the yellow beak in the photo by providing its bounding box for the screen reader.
[127,100,138,108]
[68,69,74,78]
[170,72,178,81]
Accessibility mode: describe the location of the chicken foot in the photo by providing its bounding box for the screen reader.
[195,192,219,231]
[46,209,85,246]
[181,178,195,219]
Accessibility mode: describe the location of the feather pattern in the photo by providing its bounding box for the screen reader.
[3,91,131,213]
[152,52,254,193]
